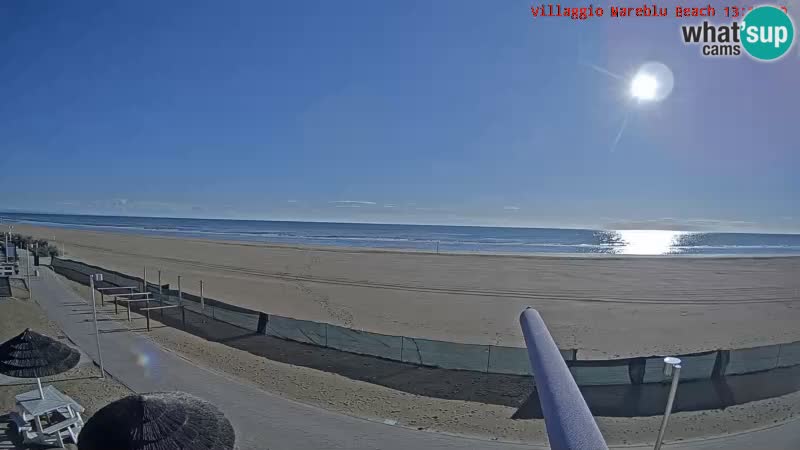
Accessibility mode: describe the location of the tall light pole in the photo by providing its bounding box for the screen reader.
[26,243,32,298]
[4,224,11,263]
[654,357,682,450]
[89,273,105,378]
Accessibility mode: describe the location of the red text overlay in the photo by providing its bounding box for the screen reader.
[530,4,790,20]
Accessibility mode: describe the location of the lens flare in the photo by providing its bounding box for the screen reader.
[130,344,159,379]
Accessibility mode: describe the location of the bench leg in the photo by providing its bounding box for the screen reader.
[34,415,43,442]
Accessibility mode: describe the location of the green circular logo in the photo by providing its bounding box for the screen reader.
[741,6,795,61]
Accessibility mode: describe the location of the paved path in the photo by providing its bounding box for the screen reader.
[0,277,10,297]
[26,257,800,449]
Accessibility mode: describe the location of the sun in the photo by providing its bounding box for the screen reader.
[630,73,659,101]
[628,62,674,103]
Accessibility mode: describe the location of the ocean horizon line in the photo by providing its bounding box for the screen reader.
[3,211,800,256]
[2,210,798,236]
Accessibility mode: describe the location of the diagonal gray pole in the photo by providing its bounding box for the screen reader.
[520,308,608,450]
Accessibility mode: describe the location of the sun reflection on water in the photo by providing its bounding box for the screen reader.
[610,230,688,255]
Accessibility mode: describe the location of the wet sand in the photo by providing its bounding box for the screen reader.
[16,224,800,358]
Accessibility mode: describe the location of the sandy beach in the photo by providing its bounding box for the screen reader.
[16,224,800,358]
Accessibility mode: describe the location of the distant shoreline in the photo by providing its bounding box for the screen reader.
[4,212,800,257]
[10,221,800,260]
[3,210,799,235]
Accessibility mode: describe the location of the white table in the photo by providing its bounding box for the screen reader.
[14,385,84,447]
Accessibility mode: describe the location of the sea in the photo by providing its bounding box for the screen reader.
[2,212,800,256]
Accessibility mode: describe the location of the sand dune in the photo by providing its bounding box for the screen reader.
[17,224,800,358]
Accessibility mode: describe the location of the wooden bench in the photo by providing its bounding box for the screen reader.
[9,410,31,433]
[109,292,152,317]
[141,304,183,330]
[41,416,81,448]
[96,286,135,306]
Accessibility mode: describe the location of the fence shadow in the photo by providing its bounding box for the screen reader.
[163,304,800,416]
[513,365,800,418]
[149,304,535,407]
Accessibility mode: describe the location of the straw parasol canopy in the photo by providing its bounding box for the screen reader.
[0,328,80,378]
[78,391,236,450]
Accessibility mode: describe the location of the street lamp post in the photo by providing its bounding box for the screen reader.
[4,225,12,263]
[89,273,106,378]
[26,244,32,298]
[654,357,682,450]
[4,225,14,263]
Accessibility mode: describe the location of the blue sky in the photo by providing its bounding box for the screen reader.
[1,1,798,231]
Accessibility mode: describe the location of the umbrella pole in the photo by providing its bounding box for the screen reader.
[37,377,44,399]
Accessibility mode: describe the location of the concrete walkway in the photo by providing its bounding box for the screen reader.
[25,259,799,449]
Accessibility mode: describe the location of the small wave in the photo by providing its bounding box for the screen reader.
[302,236,413,243]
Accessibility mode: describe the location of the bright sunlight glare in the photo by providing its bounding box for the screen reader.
[612,230,688,255]
[629,62,674,103]
[630,74,659,101]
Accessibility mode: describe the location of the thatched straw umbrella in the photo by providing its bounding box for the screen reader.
[0,328,80,398]
[78,391,235,450]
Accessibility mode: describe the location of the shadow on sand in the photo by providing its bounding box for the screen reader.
[0,415,24,450]
[513,365,800,418]
[128,303,800,418]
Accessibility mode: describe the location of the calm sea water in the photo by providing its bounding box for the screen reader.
[2,212,800,256]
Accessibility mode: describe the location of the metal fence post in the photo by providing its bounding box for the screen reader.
[200,280,205,318]
[158,270,163,318]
